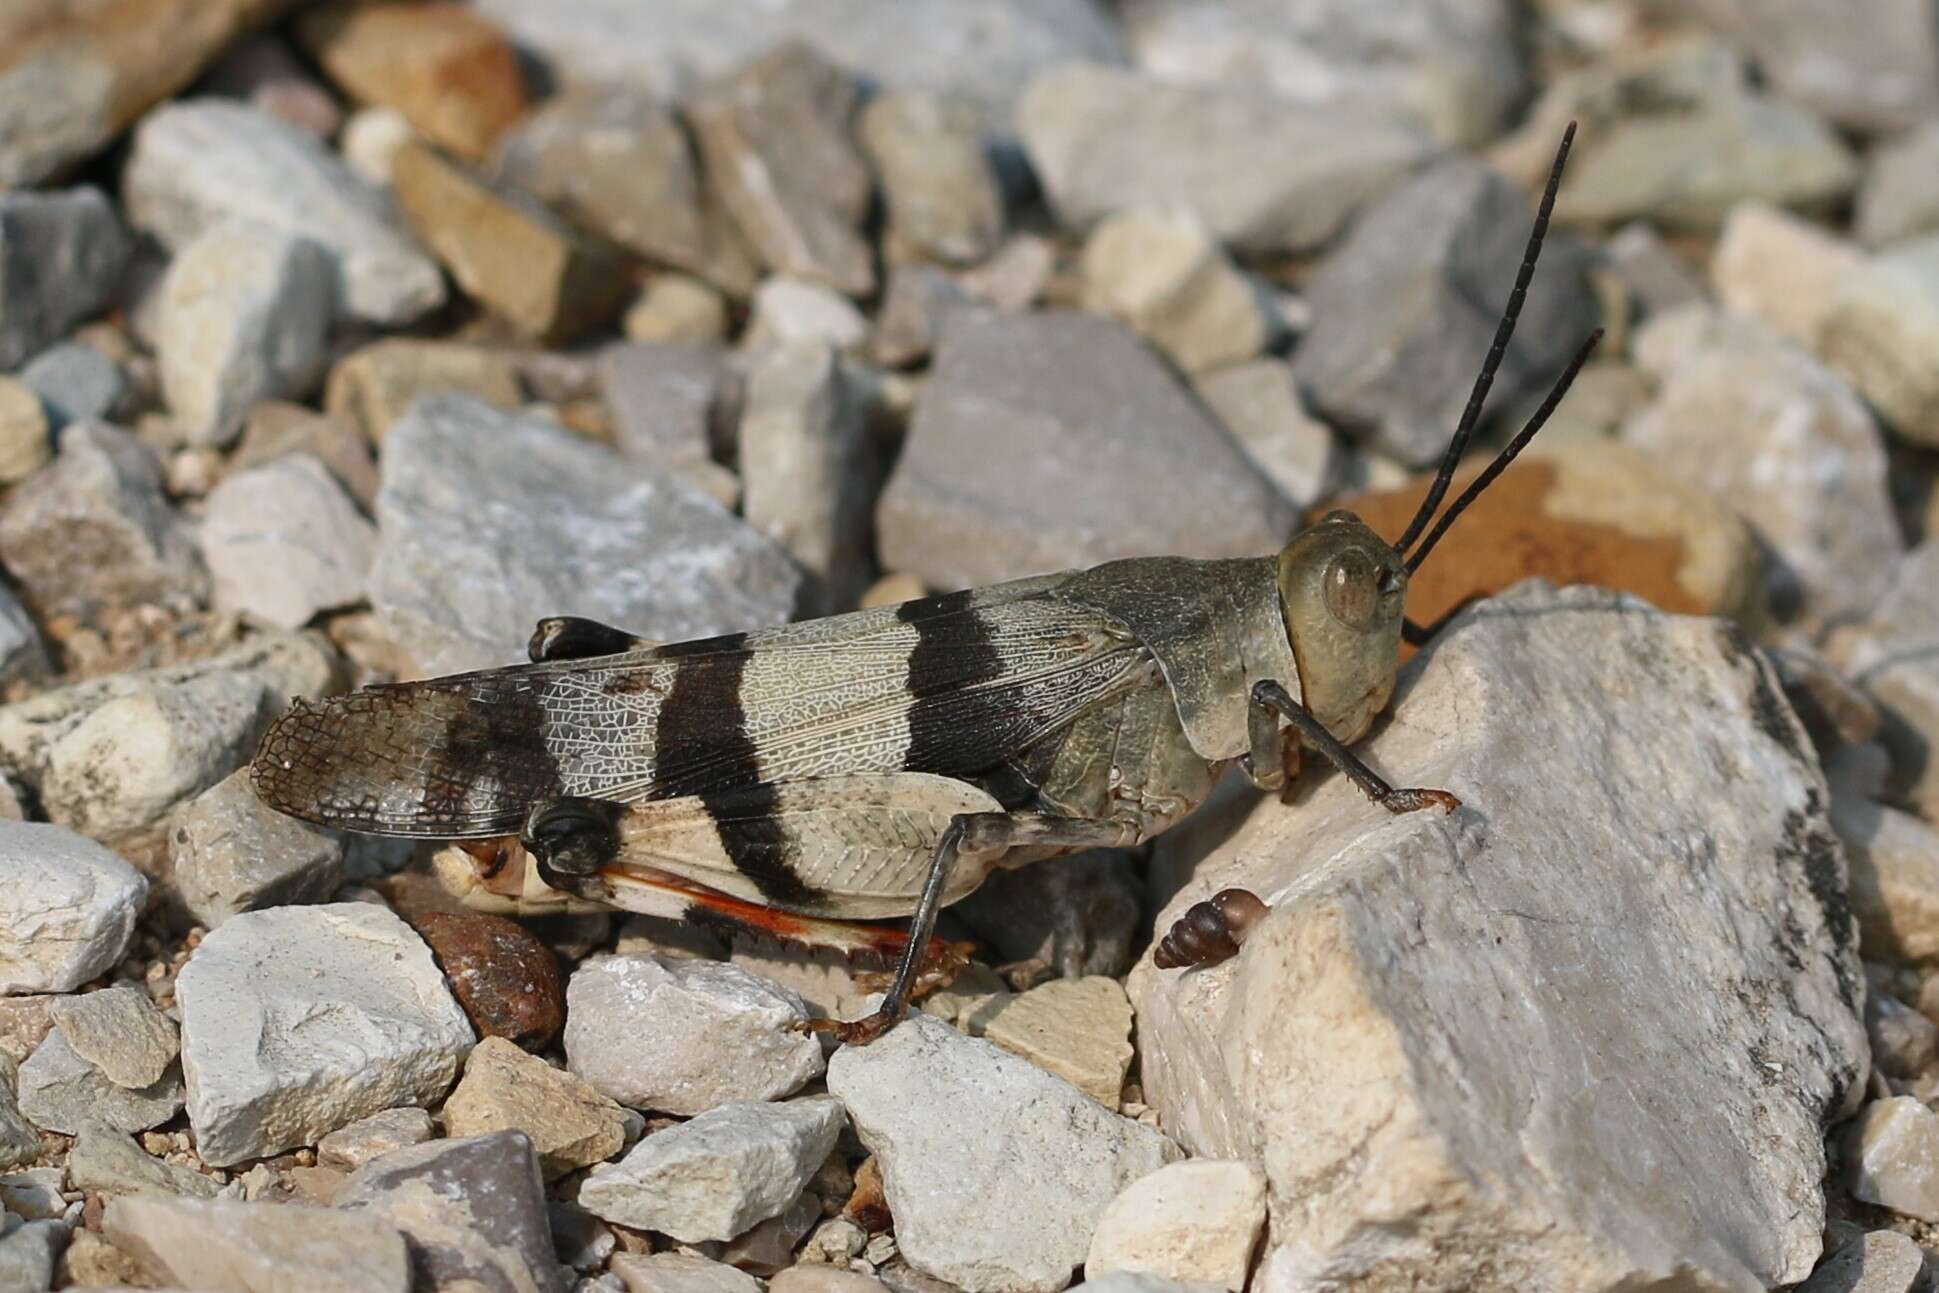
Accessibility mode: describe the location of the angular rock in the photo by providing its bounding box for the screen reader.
[1604,223,1708,318]
[316,1106,435,1170]
[1130,584,1866,1290]
[1084,1160,1266,1291]
[611,1252,764,1293]
[1625,307,1902,629]
[564,954,823,1116]
[0,188,131,372]
[324,337,523,444]
[860,89,1005,265]
[600,341,738,475]
[872,264,971,369]
[167,766,345,928]
[1823,749,1939,966]
[720,1188,819,1273]
[1710,202,1865,350]
[1682,0,1939,133]
[1193,360,1338,510]
[689,43,874,297]
[199,455,376,629]
[0,1219,61,1293]
[0,824,145,994]
[298,0,527,160]
[413,910,565,1049]
[1292,157,1597,466]
[17,341,129,432]
[123,99,444,326]
[1820,235,1939,450]
[391,140,631,343]
[16,1028,183,1135]
[156,222,334,446]
[48,984,176,1089]
[105,1195,411,1293]
[1849,1096,1939,1221]
[1856,121,1939,248]
[1798,1230,1926,1293]
[230,400,380,510]
[1080,208,1277,376]
[828,1013,1179,1293]
[0,420,208,623]
[742,343,873,613]
[627,275,731,345]
[745,277,870,354]
[0,1063,38,1170]
[971,976,1133,1109]
[443,1037,626,1179]
[579,1096,844,1242]
[1018,64,1432,254]
[67,1121,218,1198]
[1867,992,1937,1078]
[1833,541,1939,824]
[337,1130,567,1293]
[879,309,1293,589]
[0,378,48,485]
[371,394,801,673]
[175,902,473,1166]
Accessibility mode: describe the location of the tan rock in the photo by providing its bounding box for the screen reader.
[1080,207,1276,375]
[1821,235,1939,450]
[0,379,49,485]
[105,1195,411,1293]
[1084,1160,1266,1291]
[441,1036,627,1179]
[1848,1097,1939,1221]
[626,275,730,346]
[1710,202,1864,349]
[324,337,523,443]
[972,976,1134,1108]
[1831,772,1939,966]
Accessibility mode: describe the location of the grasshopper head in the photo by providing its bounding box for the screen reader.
[1276,513,1407,745]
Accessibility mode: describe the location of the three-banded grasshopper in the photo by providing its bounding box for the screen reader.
[251,127,1597,1045]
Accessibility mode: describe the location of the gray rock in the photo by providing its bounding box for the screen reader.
[0,586,46,695]
[16,341,127,431]
[1832,540,1939,826]
[337,1130,567,1293]
[48,984,177,1089]
[66,1121,218,1199]
[1193,359,1338,510]
[17,1028,183,1135]
[1797,1229,1925,1293]
[611,1252,765,1293]
[0,419,207,623]
[0,1060,38,1170]
[1681,0,1939,133]
[0,1167,62,1219]
[1820,234,1939,450]
[105,1195,411,1293]
[1856,122,1939,248]
[468,0,1124,129]
[1866,993,1937,1079]
[176,903,473,1166]
[317,1106,436,1170]
[1118,0,1523,148]
[122,99,444,326]
[954,851,1142,979]
[689,43,874,297]
[0,1219,62,1293]
[1624,307,1902,630]
[1293,157,1597,466]
[1079,208,1278,375]
[1603,223,1709,318]
[167,766,346,929]
[579,1096,844,1242]
[370,394,802,674]
[155,222,334,447]
[0,823,145,994]
[199,454,377,629]
[872,264,971,368]
[564,954,823,1116]
[860,89,1005,265]
[0,187,132,371]
[719,1188,819,1274]
[744,277,870,355]
[828,1013,1179,1293]
[229,400,380,510]
[1067,1277,1221,1293]
[877,309,1294,589]
[741,343,874,613]
[600,341,739,474]
[1018,64,1433,254]
[1129,584,1866,1289]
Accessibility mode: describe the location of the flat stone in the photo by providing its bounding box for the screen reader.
[0,420,208,624]
[337,1130,566,1293]
[413,910,565,1050]
[1129,583,1866,1290]
[1849,1097,1939,1221]
[1193,360,1338,510]
[579,1096,844,1243]
[859,89,1005,265]
[626,275,731,345]
[49,984,176,1089]
[166,766,345,929]
[828,1013,1180,1293]
[564,954,823,1116]
[1821,235,1939,451]
[1624,307,1902,630]
[316,1106,435,1170]
[1829,752,1939,966]
[745,278,869,354]
[0,378,48,486]
[611,1252,763,1293]
[155,222,334,447]
[0,1219,61,1293]
[1856,121,1939,248]
[391,140,631,344]
[689,42,873,297]
[1291,156,1597,466]
[298,0,527,161]
[0,187,132,371]
[175,903,473,1166]
[0,1059,37,1169]
[1084,1160,1266,1290]
[370,394,801,673]
[199,455,376,629]
[229,401,380,511]
[600,341,739,474]
[971,976,1133,1109]
[1710,202,1865,350]
[1682,0,1939,133]
[1079,208,1276,376]
[123,98,444,326]
[878,309,1293,589]
[0,824,145,995]
[741,342,873,613]
[1833,540,1939,824]
[67,1121,218,1198]
[17,341,128,432]
[0,1167,62,1218]
[442,1037,627,1179]
[105,1195,411,1293]
[324,337,524,444]
[1798,1229,1926,1293]
[1018,64,1432,254]
[17,1028,183,1135]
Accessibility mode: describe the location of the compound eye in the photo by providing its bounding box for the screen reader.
[1322,550,1381,630]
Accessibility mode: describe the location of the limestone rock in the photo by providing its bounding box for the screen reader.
[859,89,1005,265]
[1832,541,1939,824]
[1855,121,1939,248]
[971,976,1133,1109]
[0,824,146,995]
[1681,0,1939,133]
[1084,1160,1266,1291]
[199,455,376,629]
[48,984,176,1089]
[104,1195,411,1293]
[1079,208,1277,376]
[228,401,380,510]
[612,1252,765,1293]
[1797,1229,1926,1293]
[316,1106,435,1170]
[1848,1097,1939,1221]
[167,767,345,929]
[1193,360,1338,511]
[599,341,739,475]
[745,277,870,355]
[0,1219,61,1293]
[66,1121,217,1198]
[0,188,132,370]
[1820,235,1939,450]
[16,1028,183,1135]
[1129,583,1866,1290]
[1710,202,1865,349]
[627,275,731,345]
[324,337,524,444]
[0,379,48,487]
[441,1037,627,1179]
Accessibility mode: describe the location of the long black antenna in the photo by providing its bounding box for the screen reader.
[1404,327,1603,575]
[1392,120,1578,557]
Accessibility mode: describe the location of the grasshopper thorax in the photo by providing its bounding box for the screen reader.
[1276,512,1407,746]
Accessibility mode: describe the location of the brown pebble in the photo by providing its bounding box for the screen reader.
[412,910,565,1049]
[844,1155,892,1233]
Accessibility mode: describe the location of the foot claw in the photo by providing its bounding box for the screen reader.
[794,1006,905,1047]
[1380,787,1461,815]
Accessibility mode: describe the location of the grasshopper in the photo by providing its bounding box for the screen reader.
[251,127,1596,1045]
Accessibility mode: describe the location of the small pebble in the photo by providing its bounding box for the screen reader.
[441,1037,628,1179]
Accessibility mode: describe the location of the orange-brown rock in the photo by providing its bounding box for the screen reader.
[412,909,565,1050]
